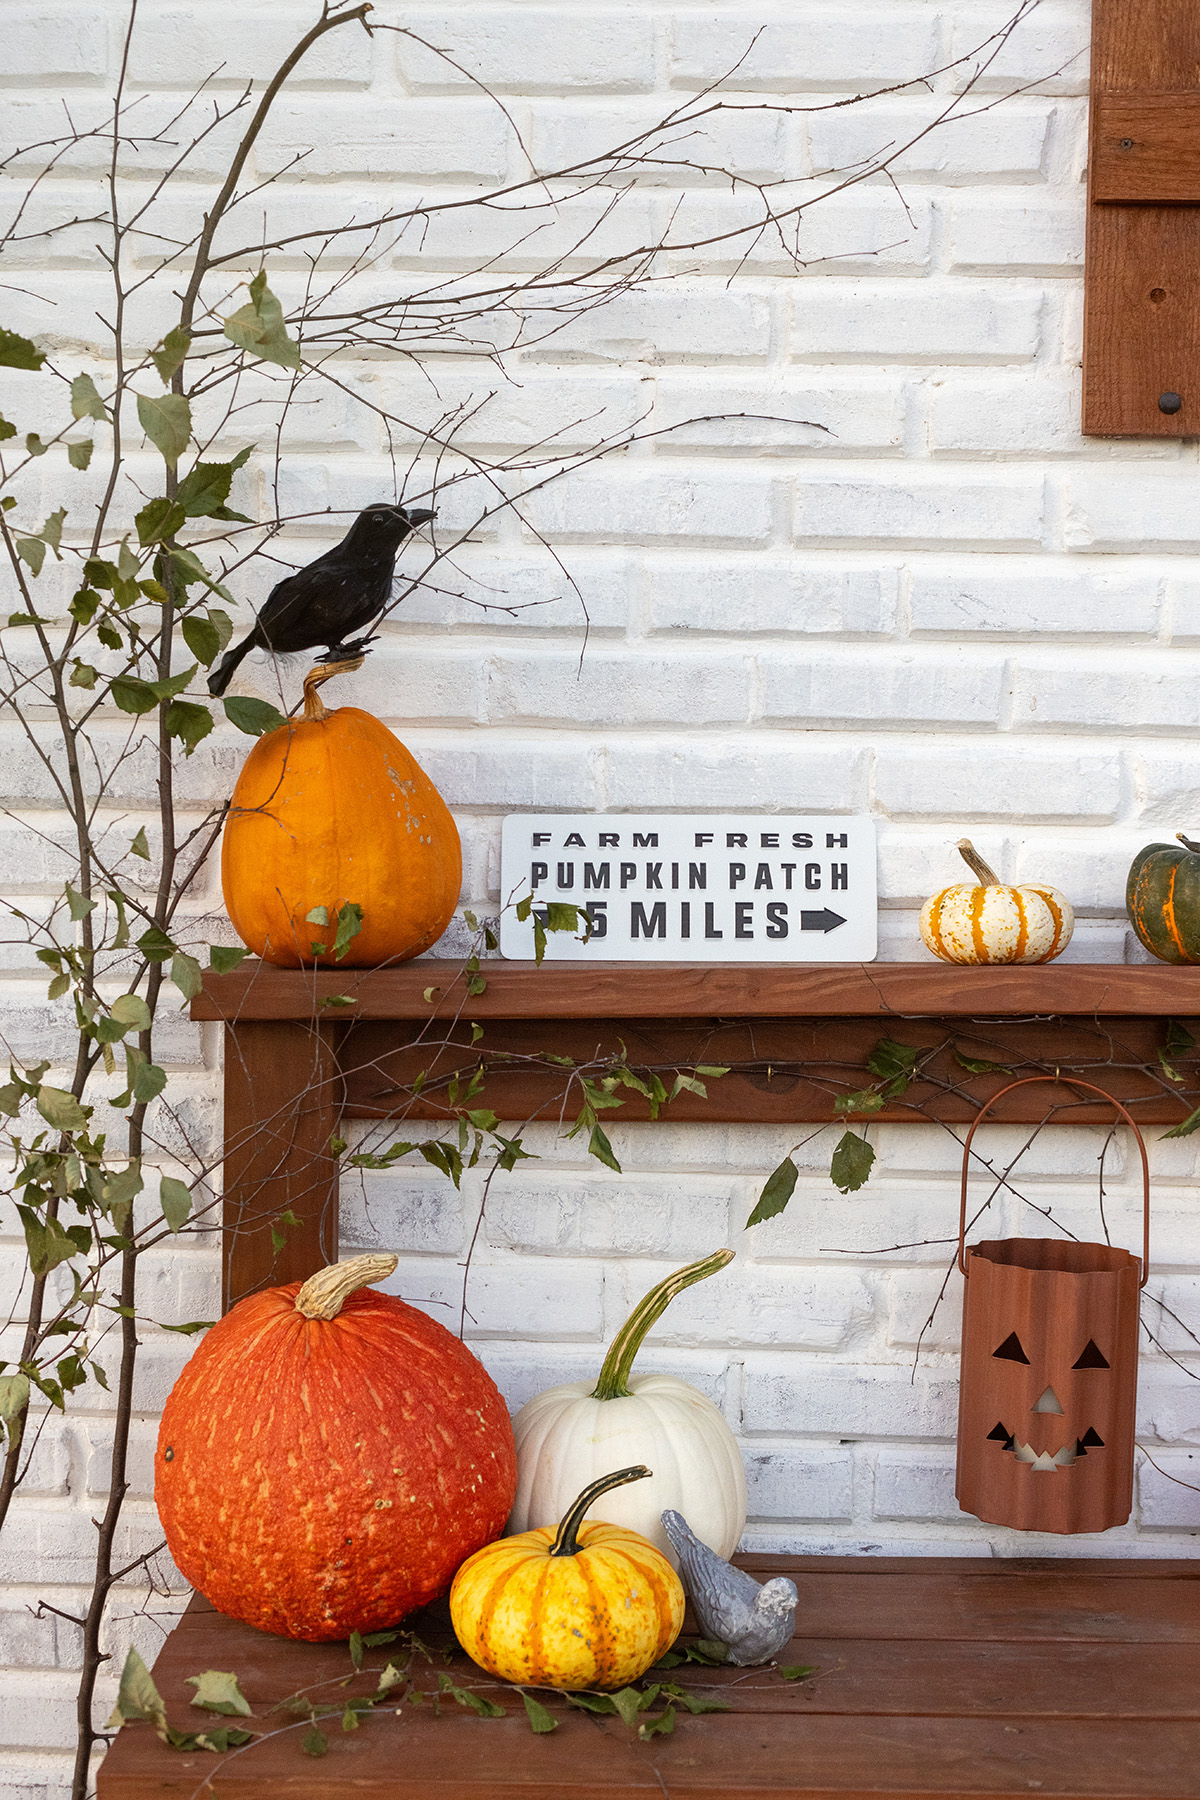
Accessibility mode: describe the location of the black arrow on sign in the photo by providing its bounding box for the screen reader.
[800,908,847,933]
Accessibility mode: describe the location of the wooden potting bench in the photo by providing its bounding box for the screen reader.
[98,961,1200,1799]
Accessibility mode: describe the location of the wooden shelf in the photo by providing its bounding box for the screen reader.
[192,959,1200,1022]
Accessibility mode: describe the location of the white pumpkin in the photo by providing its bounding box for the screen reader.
[919,839,1073,966]
[508,1251,747,1566]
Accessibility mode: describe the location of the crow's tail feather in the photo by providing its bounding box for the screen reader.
[207,632,256,697]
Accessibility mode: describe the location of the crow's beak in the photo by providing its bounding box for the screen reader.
[404,507,436,528]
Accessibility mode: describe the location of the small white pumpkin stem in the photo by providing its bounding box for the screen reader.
[956,838,1001,888]
[294,1252,397,1320]
[591,1249,734,1402]
[302,654,366,724]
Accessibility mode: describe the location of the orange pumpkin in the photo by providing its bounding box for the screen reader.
[155,1255,517,1642]
[221,658,461,967]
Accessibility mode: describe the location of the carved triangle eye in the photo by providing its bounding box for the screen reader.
[1073,1339,1110,1369]
[993,1332,1030,1363]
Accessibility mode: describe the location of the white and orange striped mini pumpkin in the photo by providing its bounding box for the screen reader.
[919,840,1073,966]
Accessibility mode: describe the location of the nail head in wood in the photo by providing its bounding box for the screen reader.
[1159,391,1183,413]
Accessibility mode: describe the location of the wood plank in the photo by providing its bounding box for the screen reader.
[220,1020,341,1309]
[1091,94,1200,203]
[192,962,1200,1023]
[337,1013,1199,1127]
[788,1573,1200,1643]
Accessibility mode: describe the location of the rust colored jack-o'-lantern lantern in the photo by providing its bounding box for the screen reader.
[955,1079,1149,1536]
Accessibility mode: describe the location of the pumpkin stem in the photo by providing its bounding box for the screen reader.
[549,1465,652,1558]
[956,838,1001,887]
[294,1253,397,1320]
[591,1249,734,1402]
[1177,833,1200,855]
[302,655,366,723]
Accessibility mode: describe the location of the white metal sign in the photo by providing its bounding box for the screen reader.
[499,815,877,961]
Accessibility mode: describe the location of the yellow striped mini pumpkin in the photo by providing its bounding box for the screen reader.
[449,1466,684,1691]
[919,840,1073,966]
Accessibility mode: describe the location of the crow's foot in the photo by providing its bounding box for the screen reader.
[324,633,379,660]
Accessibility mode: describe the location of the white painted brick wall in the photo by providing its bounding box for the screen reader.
[8,0,1200,1790]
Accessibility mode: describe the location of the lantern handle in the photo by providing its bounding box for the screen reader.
[958,1076,1150,1288]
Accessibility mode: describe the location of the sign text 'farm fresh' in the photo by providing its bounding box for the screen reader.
[499,816,877,961]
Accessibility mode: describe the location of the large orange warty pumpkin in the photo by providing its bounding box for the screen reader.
[221,659,461,967]
[155,1255,517,1642]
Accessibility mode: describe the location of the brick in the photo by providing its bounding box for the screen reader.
[794,471,1045,549]
[523,288,775,366]
[602,737,869,811]
[928,373,1087,456]
[477,1343,738,1415]
[886,1270,966,1355]
[1137,1449,1200,1529]
[529,99,787,183]
[411,733,603,811]
[759,648,1006,728]
[743,1358,959,1439]
[399,10,657,94]
[1012,656,1200,735]
[486,648,753,728]
[485,1173,733,1259]
[647,559,899,637]
[948,3,1091,97]
[875,745,1122,823]
[812,102,1053,182]
[1066,471,1200,553]
[0,9,111,84]
[670,11,940,92]
[872,1446,962,1521]
[651,373,906,456]
[608,1258,875,1351]
[948,196,1084,272]
[340,1169,467,1257]
[1167,576,1200,647]
[398,550,636,634]
[524,469,778,547]
[744,1445,855,1521]
[257,98,511,181]
[908,561,1162,638]
[668,191,934,278]
[386,1254,607,1342]
[790,283,1042,365]
[1128,747,1200,827]
[129,8,372,88]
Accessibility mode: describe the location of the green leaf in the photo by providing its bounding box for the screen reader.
[779,1664,817,1681]
[671,1690,731,1714]
[209,945,251,973]
[447,1683,505,1719]
[953,1047,1014,1077]
[521,1691,558,1733]
[68,439,94,470]
[834,1088,886,1117]
[171,952,203,1000]
[747,1155,798,1227]
[159,1318,215,1335]
[133,1060,166,1103]
[159,1176,192,1233]
[181,614,220,665]
[223,271,301,369]
[136,390,191,467]
[206,606,234,652]
[136,925,176,962]
[25,432,48,457]
[830,1130,875,1193]
[867,1037,918,1084]
[1165,1101,1200,1140]
[224,695,286,737]
[168,545,232,598]
[40,509,67,557]
[638,1704,676,1739]
[37,1085,89,1132]
[70,373,107,421]
[0,414,14,441]
[109,674,158,715]
[175,458,245,521]
[546,901,582,933]
[0,327,45,370]
[106,1647,167,1731]
[165,698,213,755]
[152,325,191,385]
[130,827,150,860]
[15,537,45,576]
[135,497,186,546]
[306,906,329,926]
[610,1686,656,1727]
[588,1122,621,1172]
[69,658,98,687]
[186,1670,252,1717]
[566,1691,617,1715]
[333,901,364,962]
[111,992,151,1033]
[66,880,97,920]
[0,1372,30,1452]
[300,1726,327,1757]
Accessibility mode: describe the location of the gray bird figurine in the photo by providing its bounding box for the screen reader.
[661,1509,798,1667]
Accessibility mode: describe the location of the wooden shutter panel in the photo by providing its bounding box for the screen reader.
[1083,0,1200,435]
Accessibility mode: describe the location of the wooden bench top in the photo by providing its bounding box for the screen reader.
[98,1554,1200,1799]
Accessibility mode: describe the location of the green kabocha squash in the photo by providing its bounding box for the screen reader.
[1126,834,1200,964]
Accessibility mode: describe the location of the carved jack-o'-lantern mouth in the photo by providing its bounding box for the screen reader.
[986,1421,1106,1471]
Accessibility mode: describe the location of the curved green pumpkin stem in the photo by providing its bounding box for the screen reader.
[549,1465,651,1558]
[591,1248,734,1402]
[1177,833,1200,855]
